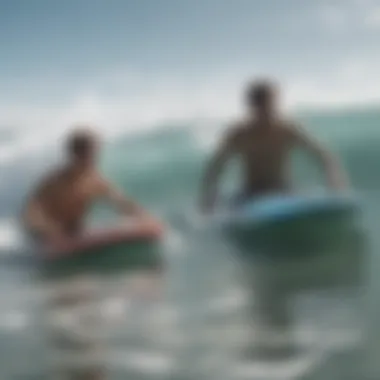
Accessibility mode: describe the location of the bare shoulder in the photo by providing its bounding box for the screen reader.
[38,166,66,188]
[92,172,120,197]
[90,171,108,189]
[279,118,300,131]
[279,119,307,139]
[280,119,323,149]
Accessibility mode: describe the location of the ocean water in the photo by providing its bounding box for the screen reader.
[0,108,377,379]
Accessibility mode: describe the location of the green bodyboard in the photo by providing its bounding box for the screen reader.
[40,240,163,280]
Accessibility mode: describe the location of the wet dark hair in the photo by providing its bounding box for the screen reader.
[66,129,97,157]
[246,80,276,107]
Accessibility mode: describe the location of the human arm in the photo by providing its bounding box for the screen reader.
[97,178,160,225]
[290,123,348,190]
[22,174,64,241]
[199,128,238,213]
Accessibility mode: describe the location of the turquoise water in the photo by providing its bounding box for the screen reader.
[0,108,377,379]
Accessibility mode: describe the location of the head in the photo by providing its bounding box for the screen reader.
[245,79,278,118]
[66,128,100,169]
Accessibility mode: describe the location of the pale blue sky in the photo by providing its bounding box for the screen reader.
[1,0,380,139]
[1,0,379,100]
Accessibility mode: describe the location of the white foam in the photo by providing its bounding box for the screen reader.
[163,230,186,256]
[147,305,180,326]
[0,220,21,251]
[0,55,377,171]
[110,350,175,374]
[0,311,29,331]
[102,297,131,321]
[190,120,221,152]
[208,289,247,311]
[230,350,325,380]
[0,74,241,168]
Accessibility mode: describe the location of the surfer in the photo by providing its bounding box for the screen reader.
[22,127,161,380]
[199,79,347,212]
[22,127,160,246]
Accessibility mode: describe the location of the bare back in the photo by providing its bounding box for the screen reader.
[228,119,295,195]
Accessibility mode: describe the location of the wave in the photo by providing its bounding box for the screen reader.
[0,107,379,251]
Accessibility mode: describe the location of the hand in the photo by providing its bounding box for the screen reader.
[122,213,163,233]
[141,216,163,232]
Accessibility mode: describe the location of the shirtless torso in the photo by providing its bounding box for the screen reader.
[28,167,103,234]
[26,168,105,236]
[228,119,295,196]
[23,165,152,243]
[200,117,346,212]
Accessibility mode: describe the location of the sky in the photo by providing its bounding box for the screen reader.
[1,0,380,142]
